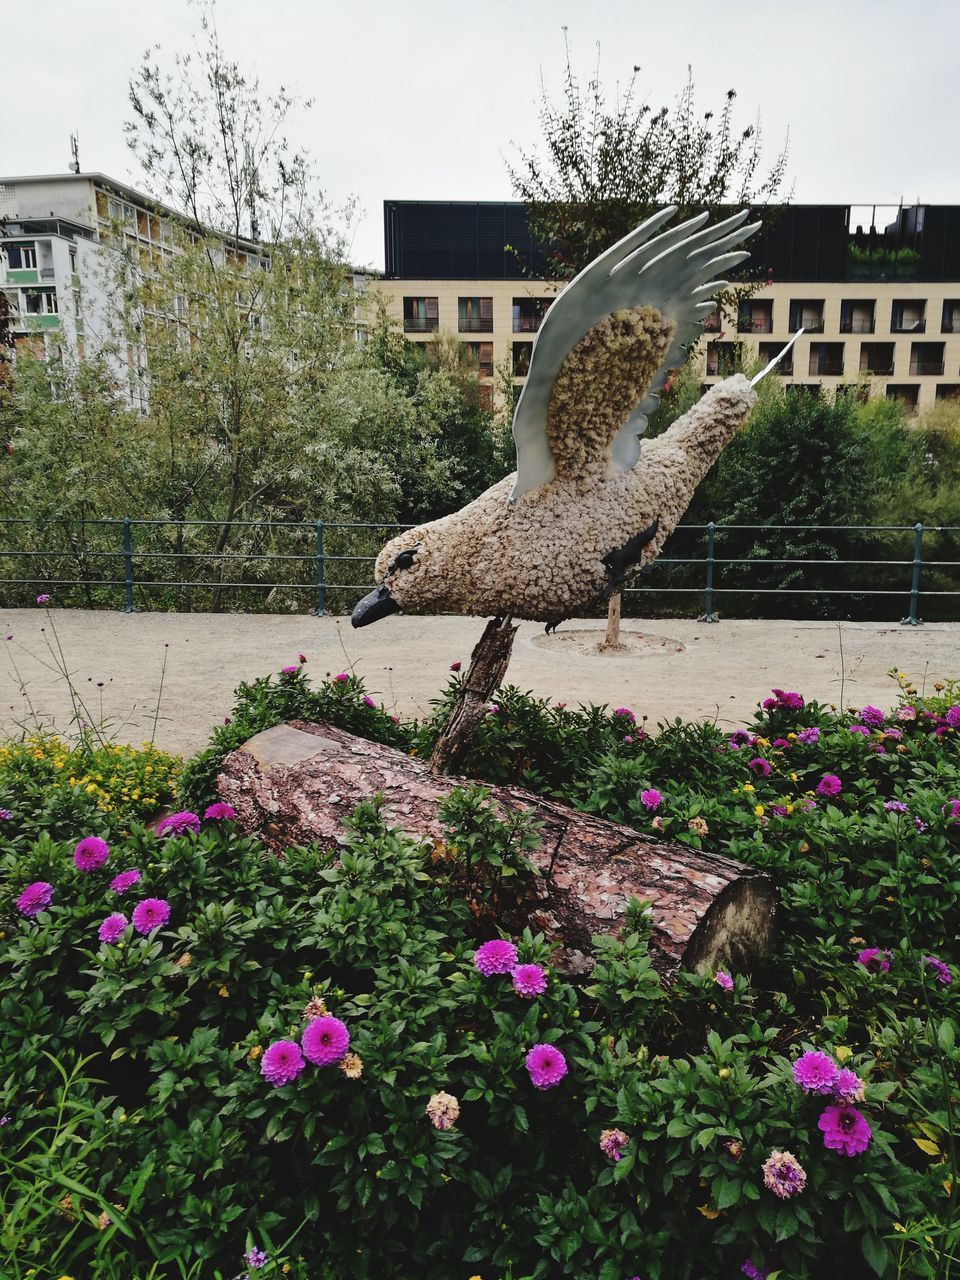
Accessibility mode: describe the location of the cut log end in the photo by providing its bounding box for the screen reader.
[218,721,779,980]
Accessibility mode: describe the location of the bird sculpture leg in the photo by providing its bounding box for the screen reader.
[429,615,519,776]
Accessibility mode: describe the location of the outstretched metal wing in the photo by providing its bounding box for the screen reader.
[510,207,760,499]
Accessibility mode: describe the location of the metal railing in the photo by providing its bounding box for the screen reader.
[0,519,958,625]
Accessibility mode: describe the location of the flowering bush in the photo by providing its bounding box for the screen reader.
[1,674,958,1278]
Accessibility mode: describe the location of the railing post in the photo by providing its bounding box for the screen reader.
[122,517,137,613]
[314,521,326,617]
[901,521,924,626]
[700,521,718,622]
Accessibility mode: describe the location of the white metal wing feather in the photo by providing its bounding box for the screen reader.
[509,207,760,500]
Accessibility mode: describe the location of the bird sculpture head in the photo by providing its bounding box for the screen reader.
[353,207,791,629]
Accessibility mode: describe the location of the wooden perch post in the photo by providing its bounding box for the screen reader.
[429,615,518,775]
[218,721,778,978]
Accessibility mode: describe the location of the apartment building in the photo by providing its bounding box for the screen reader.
[370,201,960,413]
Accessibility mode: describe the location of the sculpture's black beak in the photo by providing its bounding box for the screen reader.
[351,583,401,628]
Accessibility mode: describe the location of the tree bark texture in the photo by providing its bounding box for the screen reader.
[217,721,778,978]
[601,591,623,650]
[429,616,518,775]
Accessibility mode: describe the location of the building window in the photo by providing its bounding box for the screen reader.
[910,342,945,376]
[941,301,960,334]
[891,300,925,333]
[738,299,773,333]
[789,300,824,333]
[702,308,722,333]
[860,343,895,376]
[809,343,844,376]
[706,341,743,377]
[403,296,438,333]
[512,297,553,333]
[936,384,960,401]
[464,342,494,377]
[24,289,58,315]
[6,244,37,270]
[839,300,875,334]
[513,342,532,377]
[886,384,919,412]
[757,341,793,375]
[458,296,493,333]
[836,384,870,405]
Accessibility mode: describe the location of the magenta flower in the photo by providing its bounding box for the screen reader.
[945,705,960,728]
[792,1050,839,1094]
[883,728,903,741]
[945,800,960,821]
[860,705,885,727]
[109,868,140,894]
[98,912,127,944]
[131,897,170,934]
[511,964,547,997]
[203,802,236,821]
[333,672,349,683]
[15,881,53,917]
[0,808,11,820]
[742,1261,769,1280]
[748,757,771,777]
[36,593,50,604]
[884,800,908,814]
[728,729,751,748]
[834,1068,865,1103]
[525,1043,568,1090]
[848,725,870,736]
[260,1039,305,1087]
[362,695,376,708]
[857,947,891,973]
[245,1246,268,1270]
[915,816,928,832]
[613,707,636,722]
[715,970,734,991]
[73,836,109,872]
[797,726,820,745]
[761,1149,807,1198]
[298,653,307,664]
[771,738,790,749]
[280,664,299,676]
[922,955,953,985]
[450,661,462,672]
[302,1015,349,1065]
[817,773,842,798]
[474,938,518,976]
[772,688,804,710]
[156,810,201,837]
[599,1128,630,1161]
[818,1104,871,1155]
[897,705,917,721]
[640,788,662,811]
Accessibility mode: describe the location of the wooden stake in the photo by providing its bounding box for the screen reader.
[429,615,518,775]
[600,590,624,650]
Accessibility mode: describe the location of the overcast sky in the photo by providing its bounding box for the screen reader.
[7,0,958,270]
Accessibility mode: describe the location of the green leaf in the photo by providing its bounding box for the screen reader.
[861,1232,890,1277]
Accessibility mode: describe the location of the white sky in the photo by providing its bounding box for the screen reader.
[9,0,959,270]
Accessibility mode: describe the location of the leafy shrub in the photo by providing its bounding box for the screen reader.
[2,674,959,1277]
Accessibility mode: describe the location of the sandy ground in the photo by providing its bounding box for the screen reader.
[0,608,956,759]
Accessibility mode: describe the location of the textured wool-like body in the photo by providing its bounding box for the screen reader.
[376,374,756,623]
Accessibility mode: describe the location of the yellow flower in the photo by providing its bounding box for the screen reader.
[754,805,765,817]
[742,783,755,793]
[790,771,798,782]
[892,1222,906,1233]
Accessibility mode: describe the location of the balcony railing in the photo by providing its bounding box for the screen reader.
[813,362,845,377]
[738,318,773,333]
[459,317,493,333]
[840,319,875,333]
[39,267,56,281]
[910,361,945,376]
[791,320,824,333]
[941,321,960,334]
[513,316,543,333]
[892,320,926,333]
[403,317,438,333]
[863,364,895,376]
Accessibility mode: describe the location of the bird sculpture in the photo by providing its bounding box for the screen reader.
[352,206,792,630]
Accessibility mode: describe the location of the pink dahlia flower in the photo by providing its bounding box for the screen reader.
[333,672,349,683]
[450,661,462,671]
[748,757,771,776]
[761,1149,807,1198]
[818,1104,871,1155]
[280,665,299,676]
[36,593,51,605]
[260,1039,305,1087]
[792,1050,839,1094]
[896,705,916,721]
[156,810,201,837]
[362,695,376,708]
[797,726,820,745]
[525,1043,568,1090]
[511,964,547,997]
[302,1015,349,1065]
[203,802,236,821]
[817,773,842,798]
[860,705,885,727]
[474,939,518,976]
[922,955,953,985]
[640,788,662,811]
[73,836,109,871]
[834,1068,865,1103]
[131,897,171,934]
[715,970,734,991]
[613,707,636,722]
[98,912,127,944]
[599,1128,630,1161]
[15,881,53,917]
[945,705,960,727]
[109,868,141,894]
[425,1091,460,1130]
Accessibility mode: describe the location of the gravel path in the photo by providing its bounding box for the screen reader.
[1,609,956,759]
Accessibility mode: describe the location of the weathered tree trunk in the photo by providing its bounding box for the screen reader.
[218,721,778,978]
[429,615,518,775]
[600,590,624,650]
